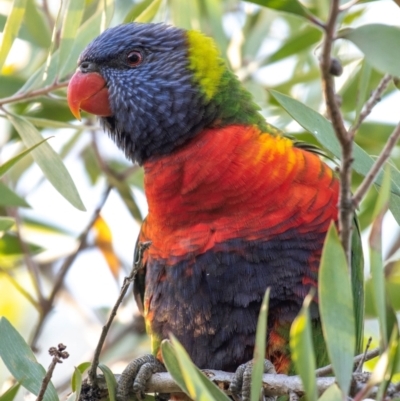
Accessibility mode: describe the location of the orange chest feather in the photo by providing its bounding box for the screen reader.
[142,125,339,261]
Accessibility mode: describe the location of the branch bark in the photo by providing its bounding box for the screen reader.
[89,369,399,400]
[319,0,354,267]
[352,120,400,209]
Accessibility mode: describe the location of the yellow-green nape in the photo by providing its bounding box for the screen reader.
[186,30,225,100]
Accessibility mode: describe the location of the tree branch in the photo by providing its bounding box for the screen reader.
[319,0,353,267]
[315,346,380,377]
[30,185,112,348]
[348,74,392,139]
[88,241,151,388]
[36,344,69,401]
[88,369,399,400]
[352,120,400,209]
[0,81,68,107]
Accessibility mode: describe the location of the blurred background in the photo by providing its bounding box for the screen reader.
[1,0,400,397]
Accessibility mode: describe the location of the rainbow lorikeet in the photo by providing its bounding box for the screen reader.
[67,23,364,400]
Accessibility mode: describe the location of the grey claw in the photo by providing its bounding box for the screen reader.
[117,355,166,401]
[229,359,276,401]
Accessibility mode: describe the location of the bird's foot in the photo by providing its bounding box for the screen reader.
[229,359,276,401]
[117,354,167,401]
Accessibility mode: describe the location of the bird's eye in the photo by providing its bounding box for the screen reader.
[127,51,143,67]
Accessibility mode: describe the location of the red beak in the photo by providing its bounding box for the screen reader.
[67,71,112,120]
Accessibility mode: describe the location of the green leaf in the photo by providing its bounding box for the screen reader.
[162,336,231,401]
[341,24,400,77]
[267,27,322,64]
[370,167,391,346]
[354,61,372,122]
[134,0,163,23]
[71,368,82,401]
[98,364,118,401]
[377,326,399,399]
[318,384,342,401]
[368,326,399,390]
[25,117,88,130]
[71,362,91,392]
[251,288,270,401]
[0,182,30,208]
[269,90,400,199]
[23,0,51,48]
[8,114,85,211]
[0,138,50,178]
[0,0,27,71]
[107,175,142,222]
[0,233,43,256]
[319,224,355,395]
[0,217,15,232]
[0,317,58,401]
[20,0,114,92]
[290,293,317,401]
[58,0,85,73]
[0,384,20,401]
[123,0,155,23]
[245,0,310,18]
[161,340,188,394]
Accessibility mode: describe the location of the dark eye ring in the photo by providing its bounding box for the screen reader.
[127,50,143,66]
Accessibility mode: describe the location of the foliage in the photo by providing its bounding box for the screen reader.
[0,0,400,400]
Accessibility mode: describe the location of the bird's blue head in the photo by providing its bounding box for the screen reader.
[68,23,265,164]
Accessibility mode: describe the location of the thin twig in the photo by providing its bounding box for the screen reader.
[349,74,392,139]
[30,185,112,348]
[339,0,361,11]
[0,81,68,107]
[352,120,400,208]
[355,337,373,372]
[320,0,353,266]
[88,241,151,387]
[315,347,380,377]
[306,14,326,30]
[36,344,69,401]
[41,0,54,30]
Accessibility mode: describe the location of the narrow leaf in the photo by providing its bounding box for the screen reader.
[245,0,309,18]
[71,368,82,401]
[319,224,355,395]
[161,340,188,394]
[376,326,399,400]
[0,0,27,71]
[370,167,391,346]
[368,326,399,387]
[0,182,30,208]
[0,384,20,401]
[0,138,50,177]
[0,217,15,232]
[8,114,85,211]
[354,61,372,121]
[251,288,270,401]
[341,25,400,77]
[58,0,85,72]
[318,384,342,401]
[163,337,231,401]
[269,90,400,198]
[290,293,317,401]
[71,362,91,392]
[0,317,58,401]
[123,0,154,23]
[98,364,117,401]
[134,0,163,23]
